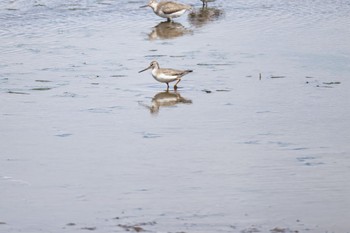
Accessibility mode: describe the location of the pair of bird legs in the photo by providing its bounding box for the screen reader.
[166,78,181,90]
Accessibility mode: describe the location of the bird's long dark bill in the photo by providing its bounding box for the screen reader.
[140,5,149,8]
[138,66,151,73]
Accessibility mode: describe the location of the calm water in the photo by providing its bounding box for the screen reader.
[1,0,350,232]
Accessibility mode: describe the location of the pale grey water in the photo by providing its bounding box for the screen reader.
[1,0,350,232]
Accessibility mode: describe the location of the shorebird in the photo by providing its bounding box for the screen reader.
[139,61,193,90]
[140,0,192,22]
[200,0,215,7]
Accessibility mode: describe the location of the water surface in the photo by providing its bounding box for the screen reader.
[1,0,350,232]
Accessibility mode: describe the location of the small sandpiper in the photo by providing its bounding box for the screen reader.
[139,61,193,90]
[140,0,192,22]
[200,0,216,7]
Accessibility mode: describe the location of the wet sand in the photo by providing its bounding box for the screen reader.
[1,0,350,232]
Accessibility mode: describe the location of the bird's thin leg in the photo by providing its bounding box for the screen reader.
[166,83,169,90]
[174,79,181,90]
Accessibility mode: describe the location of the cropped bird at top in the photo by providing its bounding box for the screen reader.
[139,61,193,90]
[140,0,192,22]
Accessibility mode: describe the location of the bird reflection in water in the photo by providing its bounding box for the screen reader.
[187,6,224,28]
[139,90,192,114]
[148,21,192,40]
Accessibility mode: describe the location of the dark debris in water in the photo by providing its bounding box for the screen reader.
[297,156,324,166]
[270,227,299,233]
[142,132,161,139]
[291,147,308,151]
[0,222,6,225]
[111,74,128,78]
[170,55,186,58]
[35,79,51,83]
[239,224,298,233]
[66,223,76,226]
[117,221,156,232]
[316,85,333,88]
[323,81,341,85]
[8,90,30,95]
[34,3,46,7]
[117,224,145,232]
[145,55,166,58]
[138,221,157,226]
[305,77,341,88]
[68,7,89,11]
[81,226,97,231]
[241,227,261,233]
[243,140,260,145]
[55,133,72,138]
[202,89,231,93]
[31,87,51,91]
[270,75,286,79]
[216,89,231,92]
[202,89,212,93]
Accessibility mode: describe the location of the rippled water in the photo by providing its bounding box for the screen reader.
[1,0,350,232]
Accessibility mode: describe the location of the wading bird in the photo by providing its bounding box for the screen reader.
[140,0,192,22]
[139,61,193,90]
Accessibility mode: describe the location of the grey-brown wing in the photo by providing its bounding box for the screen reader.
[160,2,190,14]
[162,68,192,77]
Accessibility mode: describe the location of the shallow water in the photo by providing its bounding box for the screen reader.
[1,0,350,232]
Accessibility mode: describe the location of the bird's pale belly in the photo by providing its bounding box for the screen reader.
[152,73,178,83]
[157,9,187,18]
